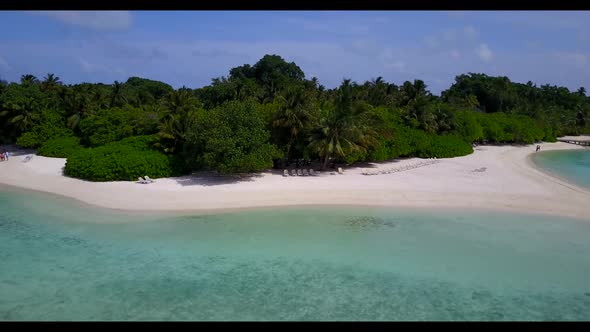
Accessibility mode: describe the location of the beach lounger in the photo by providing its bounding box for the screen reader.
[283,169,289,177]
[309,169,316,176]
[297,169,303,176]
[291,169,297,176]
[137,177,149,184]
[22,155,33,163]
[303,169,309,176]
[144,176,155,183]
[338,167,344,174]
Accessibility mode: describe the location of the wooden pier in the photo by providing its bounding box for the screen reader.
[557,138,590,146]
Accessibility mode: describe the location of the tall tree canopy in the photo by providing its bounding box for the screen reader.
[0,55,588,180]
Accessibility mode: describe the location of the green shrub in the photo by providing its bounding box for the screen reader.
[38,136,83,158]
[15,110,73,148]
[15,132,40,148]
[189,100,282,174]
[115,135,159,151]
[64,136,188,182]
[416,135,474,158]
[78,107,135,147]
[343,149,368,165]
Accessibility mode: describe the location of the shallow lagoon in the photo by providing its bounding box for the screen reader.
[1,186,589,320]
[531,148,590,190]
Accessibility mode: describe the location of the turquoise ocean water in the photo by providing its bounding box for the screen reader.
[1,149,590,321]
[531,148,590,190]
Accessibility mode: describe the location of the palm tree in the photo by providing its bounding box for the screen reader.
[109,81,128,107]
[272,86,314,159]
[156,109,199,154]
[63,89,93,130]
[41,73,62,92]
[156,89,201,153]
[308,80,379,170]
[20,74,40,86]
[5,97,41,132]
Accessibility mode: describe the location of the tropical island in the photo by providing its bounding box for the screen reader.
[0,54,589,217]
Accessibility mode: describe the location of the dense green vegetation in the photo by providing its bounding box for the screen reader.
[63,136,186,182]
[1,55,588,181]
[37,136,83,158]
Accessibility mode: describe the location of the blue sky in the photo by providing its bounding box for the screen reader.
[1,11,589,94]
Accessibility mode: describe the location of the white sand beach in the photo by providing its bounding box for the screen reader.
[0,141,589,219]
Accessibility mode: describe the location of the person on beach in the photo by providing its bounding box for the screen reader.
[536,145,541,152]
[0,152,5,161]
[4,151,9,160]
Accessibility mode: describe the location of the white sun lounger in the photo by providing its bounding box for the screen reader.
[338,167,344,174]
[283,169,289,177]
[303,169,309,176]
[137,177,149,184]
[144,176,154,183]
[291,169,297,176]
[297,169,303,176]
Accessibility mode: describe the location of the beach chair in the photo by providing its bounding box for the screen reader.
[291,169,297,176]
[309,169,316,176]
[22,155,33,163]
[144,175,155,183]
[303,169,309,176]
[137,177,149,184]
[297,169,303,176]
[338,167,344,174]
[283,169,289,177]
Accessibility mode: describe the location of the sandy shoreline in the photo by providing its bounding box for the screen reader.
[0,140,589,219]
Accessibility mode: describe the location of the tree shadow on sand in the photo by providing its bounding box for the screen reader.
[0,145,35,156]
[173,173,265,187]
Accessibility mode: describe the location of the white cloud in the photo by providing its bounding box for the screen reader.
[349,39,381,57]
[79,57,124,76]
[577,30,590,42]
[475,43,493,62]
[463,25,478,39]
[374,17,392,24]
[442,29,457,42]
[0,56,10,70]
[350,25,370,34]
[554,52,588,66]
[30,11,133,31]
[424,36,440,49]
[286,17,369,35]
[385,61,406,72]
[286,17,331,33]
[524,40,542,49]
[491,12,590,31]
[423,26,479,56]
[79,58,99,72]
[446,11,469,18]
